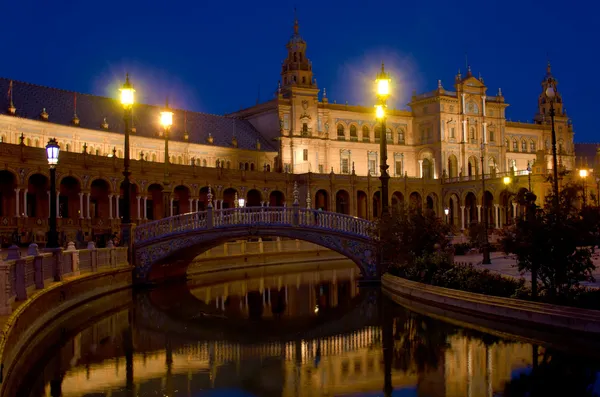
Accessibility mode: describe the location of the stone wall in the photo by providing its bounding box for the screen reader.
[0,241,128,315]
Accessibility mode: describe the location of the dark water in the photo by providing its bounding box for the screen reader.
[12,261,600,397]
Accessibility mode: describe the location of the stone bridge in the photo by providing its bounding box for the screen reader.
[133,204,377,283]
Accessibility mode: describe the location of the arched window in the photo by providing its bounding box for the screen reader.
[202,159,207,167]
[239,162,244,170]
[337,124,345,139]
[245,162,249,170]
[266,164,271,172]
[469,127,475,140]
[521,140,527,152]
[530,140,536,152]
[95,149,100,156]
[512,140,518,151]
[350,125,357,140]
[374,126,381,141]
[0,135,6,143]
[362,126,370,142]
[504,139,509,149]
[398,128,405,144]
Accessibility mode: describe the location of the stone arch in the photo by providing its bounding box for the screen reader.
[314,189,329,211]
[198,186,210,211]
[173,185,192,215]
[467,156,479,177]
[372,191,381,218]
[464,191,478,226]
[89,178,112,220]
[222,187,238,209]
[57,173,85,189]
[361,125,370,142]
[349,124,358,140]
[446,191,461,227]
[391,191,404,214]
[90,176,113,193]
[59,176,81,219]
[26,173,49,218]
[269,190,285,207]
[447,154,458,178]
[336,123,346,139]
[426,192,439,214]
[335,189,350,215]
[246,189,262,207]
[147,183,164,220]
[0,170,18,218]
[356,190,368,219]
[134,225,376,283]
[409,191,422,211]
[397,127,406,144]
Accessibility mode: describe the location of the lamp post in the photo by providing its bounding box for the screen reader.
[579,169,588,207]
[527,164,532,192]
[545,80,560,209]
[503,176,512,225]
[596,176,600,207]
[119,74,135,227]
[160,99,174,183]
[480,142,491,265]
[46,138,60,248]
[444,207,449,223]
[375,63,391,218]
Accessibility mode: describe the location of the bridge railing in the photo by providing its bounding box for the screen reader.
[134,206,373,244]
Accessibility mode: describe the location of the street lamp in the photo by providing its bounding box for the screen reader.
[480,142,491,265]
[46,138,60,248]
[545,80,560,209]
[375,63,391,218]
[238,198,246,208]
[160,99,174,183]
[503,176,512,225]
[119,74,135,227]
[444,207,449,223]
[526,164,532,192]
[503,176,511,186]
[579,169,589,207]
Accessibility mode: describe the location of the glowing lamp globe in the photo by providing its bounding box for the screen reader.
[503,176,511,185]
[580,169,589,178]
[375,105,385,120]
[160,110,174,129]
[46,138,60,167]
[238,198,246,208]
[120,75,135,108]
[375,63,391,99]
[444,208,449,216]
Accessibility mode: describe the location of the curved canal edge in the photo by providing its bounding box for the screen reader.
[0,266,132,394]
[382,273,600,334]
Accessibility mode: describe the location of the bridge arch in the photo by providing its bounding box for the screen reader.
[133,207,376,283]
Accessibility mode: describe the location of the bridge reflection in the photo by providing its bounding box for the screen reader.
[19,264,538,397]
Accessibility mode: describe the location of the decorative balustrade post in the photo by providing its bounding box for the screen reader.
[306,191,312,225]
[15,258,27,301]
[34,253,44,289]
[88,241,98,272]
[292,182,299,226]
[207,186,214,228]
[0,261,11,315]
[66,241,80,276]
[52,247,64,282]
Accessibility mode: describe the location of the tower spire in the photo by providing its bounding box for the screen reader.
[293,7,299,35]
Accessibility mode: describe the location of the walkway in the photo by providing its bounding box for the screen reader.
[454,251,600,288]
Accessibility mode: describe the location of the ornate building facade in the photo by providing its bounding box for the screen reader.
[0,18,578,247]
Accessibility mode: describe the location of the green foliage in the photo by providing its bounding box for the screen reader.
[371,206,451,268]
[389,252,527,299]
[501,182,597,301]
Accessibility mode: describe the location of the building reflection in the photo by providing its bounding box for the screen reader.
[23,264,541,397]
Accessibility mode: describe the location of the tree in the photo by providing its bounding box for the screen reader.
[501,183,597,301]
[372,206,451,270]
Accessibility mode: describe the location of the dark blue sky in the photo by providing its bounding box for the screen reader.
[2,0,596,141]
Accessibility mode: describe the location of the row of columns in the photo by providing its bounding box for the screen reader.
[456,203,520,230]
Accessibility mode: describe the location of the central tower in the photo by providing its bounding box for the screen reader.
[280,15,316,94]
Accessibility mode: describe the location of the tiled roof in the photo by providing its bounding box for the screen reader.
[0,77,276,152]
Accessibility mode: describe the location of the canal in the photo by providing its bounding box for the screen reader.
[12,260,600,396]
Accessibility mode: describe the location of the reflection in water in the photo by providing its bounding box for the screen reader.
[14,262,600,397]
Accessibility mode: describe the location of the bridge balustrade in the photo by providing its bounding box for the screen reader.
[133,206,373,245]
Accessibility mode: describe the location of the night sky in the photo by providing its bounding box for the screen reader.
[2,0,597,142]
